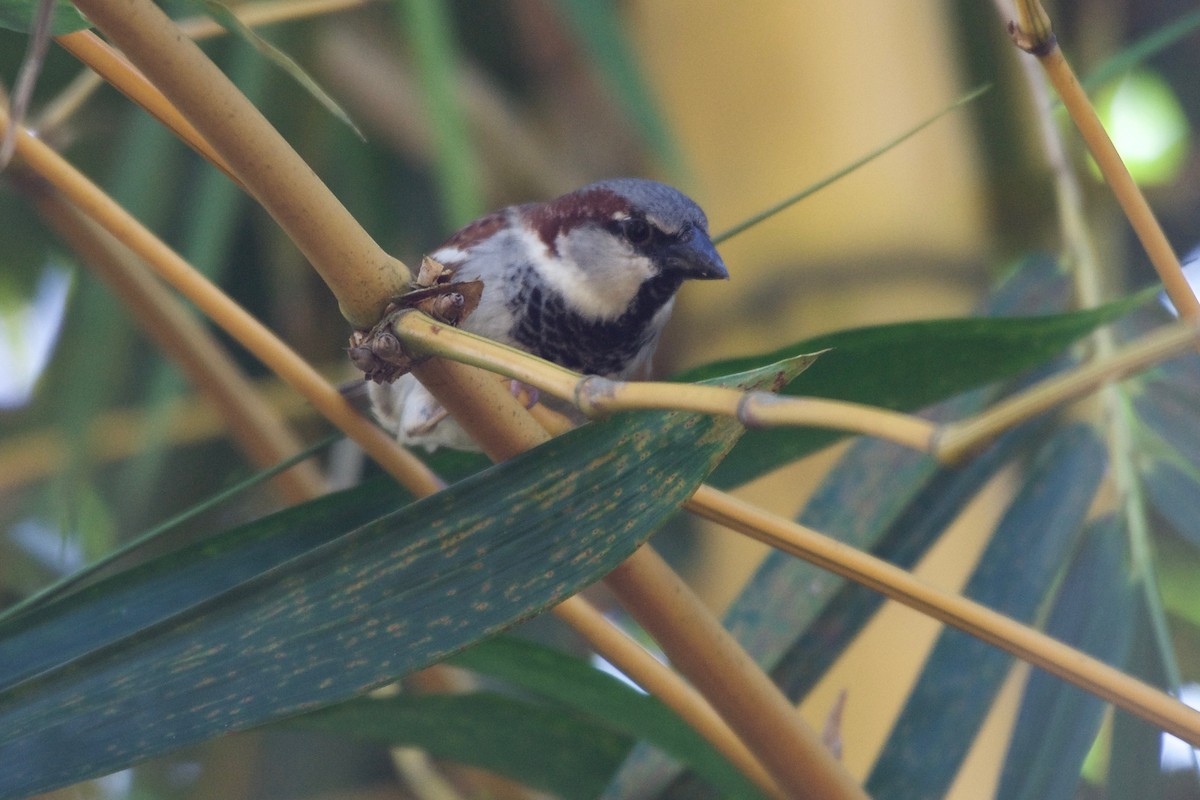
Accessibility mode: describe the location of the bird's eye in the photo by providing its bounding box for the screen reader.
[622,218,653,246]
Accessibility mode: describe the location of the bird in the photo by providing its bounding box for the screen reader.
[367,177,729,451]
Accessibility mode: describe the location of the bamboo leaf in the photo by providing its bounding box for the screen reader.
[0,0,88,34]
[1107,598,1168,800]
[297,635,767,799]
[652,416,1044,800]
[713,85,990,245]
[1079,9,1200,93]
[0,473,408,690]
[865,424,1107,799]
[295,691,632,800]
[998,517,1135,800]
[451,636,766,799]
[1133,353,1200,549]
[0,355,780,796]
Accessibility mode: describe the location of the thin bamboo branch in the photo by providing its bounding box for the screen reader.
[394,307,1200,463]
[53,31,240,185]
[686,484,1200,747]
[1008,0,1200,321]
[22,181,327,504]
[392,310,937,452]
[0,106,443,500]
[69,0,410,328]
[935,318,1200,461]
[999,0,1197,731]
[603,546,867,800]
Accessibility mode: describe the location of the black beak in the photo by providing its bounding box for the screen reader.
[665,229,729,281]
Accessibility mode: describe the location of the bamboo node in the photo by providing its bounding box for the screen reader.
[574,375,617,418]
[1007,0,1056,56]
[347,256,484,383]
[736,392,779,428]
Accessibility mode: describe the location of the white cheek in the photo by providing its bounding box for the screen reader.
[544,229,654,319]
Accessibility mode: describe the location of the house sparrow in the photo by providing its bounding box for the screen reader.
[368,177,728,451]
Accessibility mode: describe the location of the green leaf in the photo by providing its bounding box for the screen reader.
[452,637,766,799]
[653,416,1047,800]
[998,517,1135,800]
[1134,353,1200,555]
[770,419,1042,692]
[295,691,632,800]
[0,472,410,690]
[0,434,341,621]
[0,0,88,35]
[866,424,1107,799]
[0,360,788,797]
[1107,597,1168,800]
[692,284,1154,489]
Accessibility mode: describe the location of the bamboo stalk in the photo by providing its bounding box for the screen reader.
[1008,0,1200,322]
[687,484,1200,747]
[604,547,868,800]
[68,0,410,328]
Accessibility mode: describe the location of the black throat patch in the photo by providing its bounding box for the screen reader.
[507,266,683,376]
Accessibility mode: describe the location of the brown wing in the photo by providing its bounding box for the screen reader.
[431,208,510,266]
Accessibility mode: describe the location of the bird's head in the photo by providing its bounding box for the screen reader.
[519,178,728,320]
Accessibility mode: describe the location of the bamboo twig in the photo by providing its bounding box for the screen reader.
[53,31,240,185]
[393,308,1200,463]
[391,310,937,452]
[686,484,1200,747]
[1007,0,1200,321]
